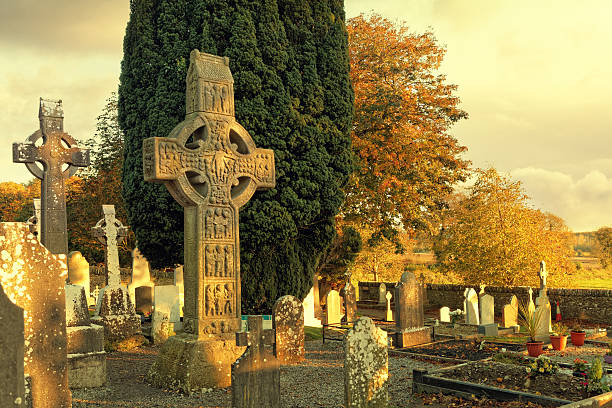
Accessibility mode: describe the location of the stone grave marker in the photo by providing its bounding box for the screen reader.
[313,274,322,319]
[440,306,450,323]
[65,284,105,388]
[341,280,357,324]
[502,295,519,328]
[535,261,551,337]
[303,287,322,328]
[152,285,182,343]
[145,50,274,391]
[91,205,140,342]
[326,289,342,325]
[232,315,280,408]
[479,293,495,325]
[12,98,89,254]
[0,281,25,407]
[0,222,71,407]
[68,251,92,305]
[394,271,431,347]
[535,302,551,342]
[385,291,393,322]
[528,287,536,315]
[464,288,479,325]
[273,295,305,364]
[378,283,386,304]
[344,317,389,407]
[135,286,153,315]
[174,265,184,316]
[26,198,41,238]
[128,247,154,303]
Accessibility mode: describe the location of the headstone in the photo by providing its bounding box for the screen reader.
[394,271,431,347]
[478,323,498,337]
[65,284,106,388]
[145,50,274,391]
[128,247,155,303]
[344,317,389,407]
[378,283,386,304]
[0,222,71,407]
[535,302,551,342]
[439,306,450,323]
[535,262,552,335]
[341,281,357,324]
[232,315,280,408]
[174,265,184,316]
[385,291,393,322]
[273,295,305,364]
[326,290,342,325]
[0,282,25,407]
[479,294,495,325]
[91,206,140,343]
[12,98,89,254]
[26,198,41,238]
[68,251,92,305]
[152,285,182,343]
[502,295,518,328]
[464,288,479,325]
[135,286,153,315]
[528,288,536,315]
[303,287,322,328]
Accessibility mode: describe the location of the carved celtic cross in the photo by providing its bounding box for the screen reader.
[13,98,90,254]
[92,205,129,287]
[143,50,275,339]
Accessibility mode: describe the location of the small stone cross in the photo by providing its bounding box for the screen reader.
[13,98,90,254]
[232,315,280,408]
[385,291,393,322]
[143,50,275,338]
[92,205,129,286]
[538,260,548,289]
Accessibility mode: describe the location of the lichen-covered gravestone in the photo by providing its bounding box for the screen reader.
[91,205,140,342]
[272,295,304,364]
[68,251,92,305]
[0,281,25,407]
[12,98,89,255]
[394,272,431,347]
[0,222,71,407]
[144,50,274,390]
[344,317,389,408]
[232,315,280,407]
[65,284,105,388]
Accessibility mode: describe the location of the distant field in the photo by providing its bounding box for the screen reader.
[570,257,612,289]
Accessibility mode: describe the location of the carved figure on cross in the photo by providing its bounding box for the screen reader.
[92,205,129,287]
[143,50,275,339]
[12,98,89,254]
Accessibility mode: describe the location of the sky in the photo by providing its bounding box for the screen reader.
[1,0,611,231]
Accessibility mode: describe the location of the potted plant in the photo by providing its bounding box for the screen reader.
[550,322,569,351]
[518,298,544,357]
[605,343,612,364]
[571,323,586,347]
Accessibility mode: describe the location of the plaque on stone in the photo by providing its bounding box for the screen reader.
[12,98,89,254]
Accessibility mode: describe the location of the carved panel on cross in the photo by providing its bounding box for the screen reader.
[204,206,234,240]
[204,283,235,317]
[204,244,234,278]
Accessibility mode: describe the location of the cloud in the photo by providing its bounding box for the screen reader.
[511,167,612,231]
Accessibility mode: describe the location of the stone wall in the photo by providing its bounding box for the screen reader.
[424,283,612,325]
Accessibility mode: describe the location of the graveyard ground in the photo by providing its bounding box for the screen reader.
[71,339,551,408]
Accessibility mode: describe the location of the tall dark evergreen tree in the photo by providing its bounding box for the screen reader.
[118,0,353,313]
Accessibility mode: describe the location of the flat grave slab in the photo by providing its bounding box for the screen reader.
[400,339,525,362]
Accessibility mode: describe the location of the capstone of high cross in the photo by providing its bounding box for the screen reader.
[144,50,275,391]
[13,98,90,254]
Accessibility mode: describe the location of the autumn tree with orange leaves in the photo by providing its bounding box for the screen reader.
[343,14,469,251]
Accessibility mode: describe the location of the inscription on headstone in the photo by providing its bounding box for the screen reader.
[145,50,275,390]
[12,98,89,254]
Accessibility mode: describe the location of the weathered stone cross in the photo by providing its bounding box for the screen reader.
[143,50,275,339]
[92,205,129,287]
[538,260,548,290]
[13,98,90,254]
[232,315,280,407]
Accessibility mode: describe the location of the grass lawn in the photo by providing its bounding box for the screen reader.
[304,326,323,341]
[571,267,612,289]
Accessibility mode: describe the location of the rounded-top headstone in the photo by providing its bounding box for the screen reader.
[272,295,305,364]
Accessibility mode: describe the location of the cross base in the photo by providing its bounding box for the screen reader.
[147,333,245,391]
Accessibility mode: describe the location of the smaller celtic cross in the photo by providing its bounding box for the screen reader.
[92,205,129,287]
[538,260,548,290]
[13,98,89,254]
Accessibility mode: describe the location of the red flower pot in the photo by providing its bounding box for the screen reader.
[550,335,567,351]
[527,341,544,357]
[571,331,586,347]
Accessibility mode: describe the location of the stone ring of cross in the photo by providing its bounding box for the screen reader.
[22,130,82,180]
[93,217,128,245]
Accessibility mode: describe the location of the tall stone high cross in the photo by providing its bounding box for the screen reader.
[143,50,275,339]
[92,205,129,287]
[13,98,90,254]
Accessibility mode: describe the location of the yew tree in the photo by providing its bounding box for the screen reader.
[343,14,469,250]
[434,168,574,287]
